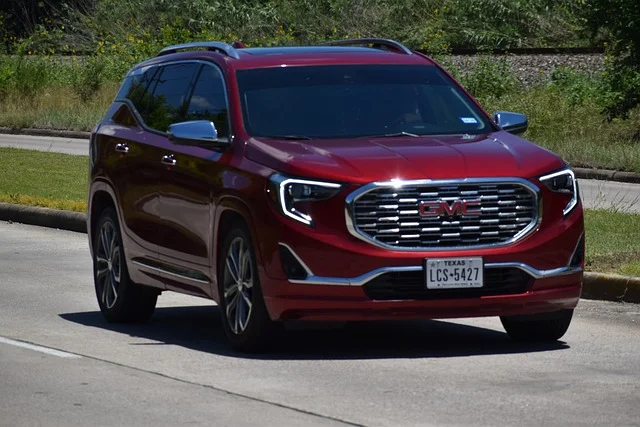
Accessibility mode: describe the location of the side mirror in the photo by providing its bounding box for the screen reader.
[493,111,528,135]
[167,120,230,150]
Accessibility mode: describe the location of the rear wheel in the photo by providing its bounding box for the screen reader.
[218,222,278,352]
[92,208,158,323]
[500,309,574,342]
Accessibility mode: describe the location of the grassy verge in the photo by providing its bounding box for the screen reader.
[481,89,640,173]
[0,147,88,212]
[0,85,116,132]
[584,210,640,276]
[2,147,638,275]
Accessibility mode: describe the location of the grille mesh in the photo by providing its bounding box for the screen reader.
[349,181,538,249]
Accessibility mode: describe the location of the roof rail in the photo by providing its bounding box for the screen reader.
[320,38,413,55]
[157,42,240,59]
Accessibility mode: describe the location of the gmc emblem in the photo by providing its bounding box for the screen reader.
[419,199,482,217]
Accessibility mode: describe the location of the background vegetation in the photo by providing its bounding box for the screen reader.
[0,0,639,173]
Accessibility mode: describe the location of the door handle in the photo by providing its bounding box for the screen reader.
[161,154,177,167]
[115,143,130,154]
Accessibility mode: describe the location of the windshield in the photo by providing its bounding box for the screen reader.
[236,64,494,139]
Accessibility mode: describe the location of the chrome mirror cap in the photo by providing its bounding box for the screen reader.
[168,120,219,142]
[493,111,529,135]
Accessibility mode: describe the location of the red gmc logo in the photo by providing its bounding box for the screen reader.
[419,199,482,217]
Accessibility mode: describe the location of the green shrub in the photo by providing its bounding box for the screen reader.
[72,56,106,103]
[13,56,49,98]
[549,66,603,106]
[584,0,640,120]
[459,55,519,100]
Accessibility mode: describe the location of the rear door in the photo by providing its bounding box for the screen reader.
[97,64,165,267]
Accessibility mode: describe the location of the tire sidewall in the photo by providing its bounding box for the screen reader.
[92,208,132,319]
[217,223,272,350]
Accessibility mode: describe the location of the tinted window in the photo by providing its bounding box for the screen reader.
[185,65,229,137]
[116,65,158,113]
[144,63,200,131]
[236,65,494,139]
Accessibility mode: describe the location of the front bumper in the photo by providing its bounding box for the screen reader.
[264,281,581,321]
[251,182,585,322]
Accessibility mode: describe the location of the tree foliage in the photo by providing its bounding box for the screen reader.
[585,0,640,119]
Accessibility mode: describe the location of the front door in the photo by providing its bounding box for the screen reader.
[146,62,231,297]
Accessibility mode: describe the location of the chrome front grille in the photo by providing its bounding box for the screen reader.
[346,179,539,250]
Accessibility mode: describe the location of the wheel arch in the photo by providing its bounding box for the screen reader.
[212,196,264,302]
[87,180,121,257]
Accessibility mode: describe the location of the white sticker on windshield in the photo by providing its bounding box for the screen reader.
[460,117,478,124]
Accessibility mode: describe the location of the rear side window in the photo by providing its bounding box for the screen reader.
[185,65,229,138]
[143,63,200,132]
[116,65,159,113]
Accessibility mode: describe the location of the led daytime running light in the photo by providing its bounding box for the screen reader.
[539,168,578,216]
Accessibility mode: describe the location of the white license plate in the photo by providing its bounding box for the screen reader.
[426,257,484,289]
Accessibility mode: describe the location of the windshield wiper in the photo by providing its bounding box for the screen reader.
[264,135,312,140]
[369,131,422,138]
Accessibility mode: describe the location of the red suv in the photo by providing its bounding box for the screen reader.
[87,38,584,351]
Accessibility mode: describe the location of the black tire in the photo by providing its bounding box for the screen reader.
[92,207,158,323]
[500,309,574,342]
[217,221,278,352]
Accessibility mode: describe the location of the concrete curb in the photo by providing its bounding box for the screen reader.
[582,272,640,304]
[2,201,639,303]
[0,202,87,234]
[0,127,91,140]
[573,167,640,185]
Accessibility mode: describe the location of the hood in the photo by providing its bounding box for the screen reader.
[244,131,565,184]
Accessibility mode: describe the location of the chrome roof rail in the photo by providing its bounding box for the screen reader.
[320,38,413,55]
[157,42,240,59]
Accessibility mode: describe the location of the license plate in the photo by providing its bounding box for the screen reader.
[426,257,483,289]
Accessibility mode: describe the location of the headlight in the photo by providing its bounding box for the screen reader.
[539,167,579,216]
[268,174,343,226]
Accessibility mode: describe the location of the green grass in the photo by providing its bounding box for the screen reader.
[0,147,88,212]
[481,89,640,173]
[0,86,115,132]
[584,210,640,275]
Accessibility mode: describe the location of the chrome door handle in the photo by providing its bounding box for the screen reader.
[161,154,177,167]
[115,143,129,153]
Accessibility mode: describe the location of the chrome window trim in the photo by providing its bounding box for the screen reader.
[344,177,542,252]
[288,262,581,286]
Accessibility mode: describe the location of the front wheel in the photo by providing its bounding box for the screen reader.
[500,309,574,342]
[218,222,278,352]
[92,208,158,323]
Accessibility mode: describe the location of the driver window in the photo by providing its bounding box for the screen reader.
[186,65,230,138]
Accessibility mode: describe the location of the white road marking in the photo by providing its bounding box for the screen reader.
[0,336,82,359]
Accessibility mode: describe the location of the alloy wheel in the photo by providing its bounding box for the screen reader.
[223,236,254,334]
[95,220,121,309]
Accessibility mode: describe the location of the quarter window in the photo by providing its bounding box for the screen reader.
[117,65,158,114]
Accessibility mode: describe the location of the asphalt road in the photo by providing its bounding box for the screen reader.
[1,133,639,213]
[0,134,90,156]
[1,222,639,427]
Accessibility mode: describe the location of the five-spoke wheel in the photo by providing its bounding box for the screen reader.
[222,237,254,334]
[95,219,121,310]
[218,222,278,352]
[92,208,158,323]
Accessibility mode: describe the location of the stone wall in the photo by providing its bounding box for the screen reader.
[445,53,605,86]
